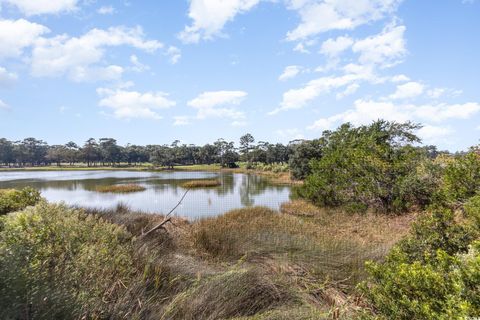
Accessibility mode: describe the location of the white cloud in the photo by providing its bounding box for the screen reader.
[279,65,302,81]
[427,88,445,99]
[308,100,480,133]
[389,81,424,100]
[129,55,149,72]
[166,46,181,64]
[390,74,410,83]
[320,36,353,57]
[414,102,480,122]
[1,0,79,15]
[352,22,406,68]
[231,120,248,127]
[417,125,454,144]
[275,128,304,140]
[0,98,9,109]
[97,5,115,15]
[178,0,260,43]
[188,90,247,121]
[31,26,163,82]
[97,87,176,120]
[173,116,190,126]
[0,19,49,59]
[286,0,402,41]
[293,43,310,54]
[0,67,18,87]
[336,83,359,99]
[271,72,372,115]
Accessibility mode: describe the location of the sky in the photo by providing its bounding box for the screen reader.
[0,0,479,151]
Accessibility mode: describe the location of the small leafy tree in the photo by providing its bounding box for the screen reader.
[299,121,432,213]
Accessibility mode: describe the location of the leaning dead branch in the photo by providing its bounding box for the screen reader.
[138,188,190,239]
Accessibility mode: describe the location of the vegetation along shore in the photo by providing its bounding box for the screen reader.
[1,120,480,319]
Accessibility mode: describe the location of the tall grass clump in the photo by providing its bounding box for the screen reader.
[181,179,221,188]
[0,202,134,319]
[0,187,41,215]
[163,268,293,320]
[95,184,146,193]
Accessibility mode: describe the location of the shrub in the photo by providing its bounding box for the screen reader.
[362,204,480,319]
[0,202,134,319]
[0,187,41,215]
[441,152,480,203]
[362,249,470,320]
[397,207,476,263]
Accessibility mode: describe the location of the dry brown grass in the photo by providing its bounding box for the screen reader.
[280,199,321,217]
[81,203,414,319]
[181,179,221,188]
[280,200,415,246]
[95,184,146,193]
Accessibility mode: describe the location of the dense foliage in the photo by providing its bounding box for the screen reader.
[0,187,41,215]
[0,202,134,319]
[298,121,441,213]
[362,196,480,319]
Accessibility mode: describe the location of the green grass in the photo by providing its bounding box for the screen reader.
[95,184,146,193]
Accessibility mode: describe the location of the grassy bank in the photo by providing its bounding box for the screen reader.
[0,197,414,319]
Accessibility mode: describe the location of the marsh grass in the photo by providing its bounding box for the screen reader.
[181,179,221,188]
[95,184,146,193]
[190,207,391,288]
[1,199,413,319]
[280,199,321,217]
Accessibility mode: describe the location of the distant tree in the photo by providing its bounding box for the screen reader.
[199,144,218,164]
[215,139,239,168]
[46,145,66,166]
[64,142,80,165]
[239,133,255,165]
[82,138,100,167]
[150,145,175,168]
[99,138,122,166]
[0,138,14,166]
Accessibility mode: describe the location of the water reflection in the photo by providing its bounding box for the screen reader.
[0,170,292,218]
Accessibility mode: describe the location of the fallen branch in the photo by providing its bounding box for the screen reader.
[138,188,190,239]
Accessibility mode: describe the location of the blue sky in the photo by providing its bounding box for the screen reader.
[0,0,479,150]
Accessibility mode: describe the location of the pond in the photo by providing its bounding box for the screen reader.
[0,170,292,219]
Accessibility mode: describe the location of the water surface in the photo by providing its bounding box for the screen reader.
[0,170,292,218]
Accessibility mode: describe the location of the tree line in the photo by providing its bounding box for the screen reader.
[0,135,296,168]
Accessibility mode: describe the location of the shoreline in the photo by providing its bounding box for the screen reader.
[0,164,301,185]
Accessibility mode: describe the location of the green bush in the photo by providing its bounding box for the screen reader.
[363,249,471,320]
[0,187,41,215]
[0,202,134,319]
[362,204,480,319]
[397,207,477,263]
[441,152,480,203]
